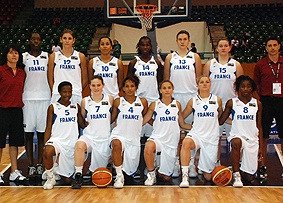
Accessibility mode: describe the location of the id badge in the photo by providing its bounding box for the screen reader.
[273,83,281,94]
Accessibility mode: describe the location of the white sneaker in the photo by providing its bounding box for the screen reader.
[9,170,27,181]
[144,171,156,186]
[114,174,124,189]
[233,172,243,188]
[0,174,4,185]
[172,160,180,178]
[43,174,56,190]
[179,172,189,188]
[189,165,198,178]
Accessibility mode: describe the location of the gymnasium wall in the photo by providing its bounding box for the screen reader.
[110,22,212,54]
[34,0,282,8]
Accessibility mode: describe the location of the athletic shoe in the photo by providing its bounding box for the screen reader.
[114,174,124,189]
[179,172,189,188]
[172,160,180,178]
[83,170,92,179]
[42,170,61,181]
[72,172,83,189]
[256,166,267,179]
[28,166,36,177]
[188,165,198,178]
[9,170,27,181]
[144,171,156,186]
[43,174,56,190]
[233,172,243,188]
[0,174,4,185]
[36,164,44,175]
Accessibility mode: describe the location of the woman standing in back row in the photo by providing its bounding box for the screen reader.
[48,28,88,104]
[88,36,124,99]
[164,30,202,177]
[203,38,243,165]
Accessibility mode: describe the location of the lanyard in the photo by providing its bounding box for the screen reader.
[268,63,280,82]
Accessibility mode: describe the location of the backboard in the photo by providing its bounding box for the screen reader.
[105,0,191,28]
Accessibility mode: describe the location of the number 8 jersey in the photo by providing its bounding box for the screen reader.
[229,97,259,142]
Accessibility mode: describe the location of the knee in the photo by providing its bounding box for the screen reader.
[231,138,242,149]
[182,138,194,150]
[144,141,155,155]
[75,141,86,152]
[111,139,122,151]
[43,146,55,158]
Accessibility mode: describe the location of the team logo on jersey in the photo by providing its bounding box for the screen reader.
[70,105,77,109]
[102,101,108,105]
[71,56,78,60]
[213,61,217,65]
[186,55,192,58]
[135,103,141,106]
[40,55,47,59]
[209,101,216,104]
[249,103,256,107]
[171,104,176,107]
[149,61,155,64]
[227,63,234,66]
[109,62,116,66]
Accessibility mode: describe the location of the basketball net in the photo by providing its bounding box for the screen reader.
[136,4,158,31]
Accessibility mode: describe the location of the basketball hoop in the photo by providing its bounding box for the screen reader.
[136,4,158,31]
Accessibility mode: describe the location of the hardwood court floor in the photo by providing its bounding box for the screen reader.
[0,140,283,203]
[1,186,283,203]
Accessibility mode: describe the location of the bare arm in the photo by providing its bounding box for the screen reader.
[203,60,211,77]
[142,102,155,126]
[156,59,164,85]
[182,98,193,119]
[257,100,263,154]
[217,96,223,118]
[44,104,54,144]
[80,98,86,119]
[111,98,120,123]
[194,53,202,82]
[77,103,86,129]
[87,59,94,81]
[79,52,88,89]
[127,59,137,77]
[117,59,124,91]
[235,61,244,77]
[47,53,55,91]
[140,98,148,116]
[163,53,172,80]
[219,99,233,125]
[177,101,192,130]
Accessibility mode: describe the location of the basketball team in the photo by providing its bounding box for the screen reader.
[1,28,283,190]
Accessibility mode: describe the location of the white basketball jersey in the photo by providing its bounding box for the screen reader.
[189,94,220,144]
[22,51,50,100]
[111,97,144,146]
[230,97,259,141]
[82,94,111,141]
[53,50,82,96]
[151,99,180,148]
[134,56,159,102]
[51,103,79,146]
[170,51,197,94]
[92,56,119,98]
[209,58,237,105]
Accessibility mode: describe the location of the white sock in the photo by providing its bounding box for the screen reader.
[181,166,189,175]
[114,165,123,175]
[75,166,83,174]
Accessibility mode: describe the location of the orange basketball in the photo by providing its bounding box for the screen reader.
[92,167,112,187]
[211,165,232,186]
